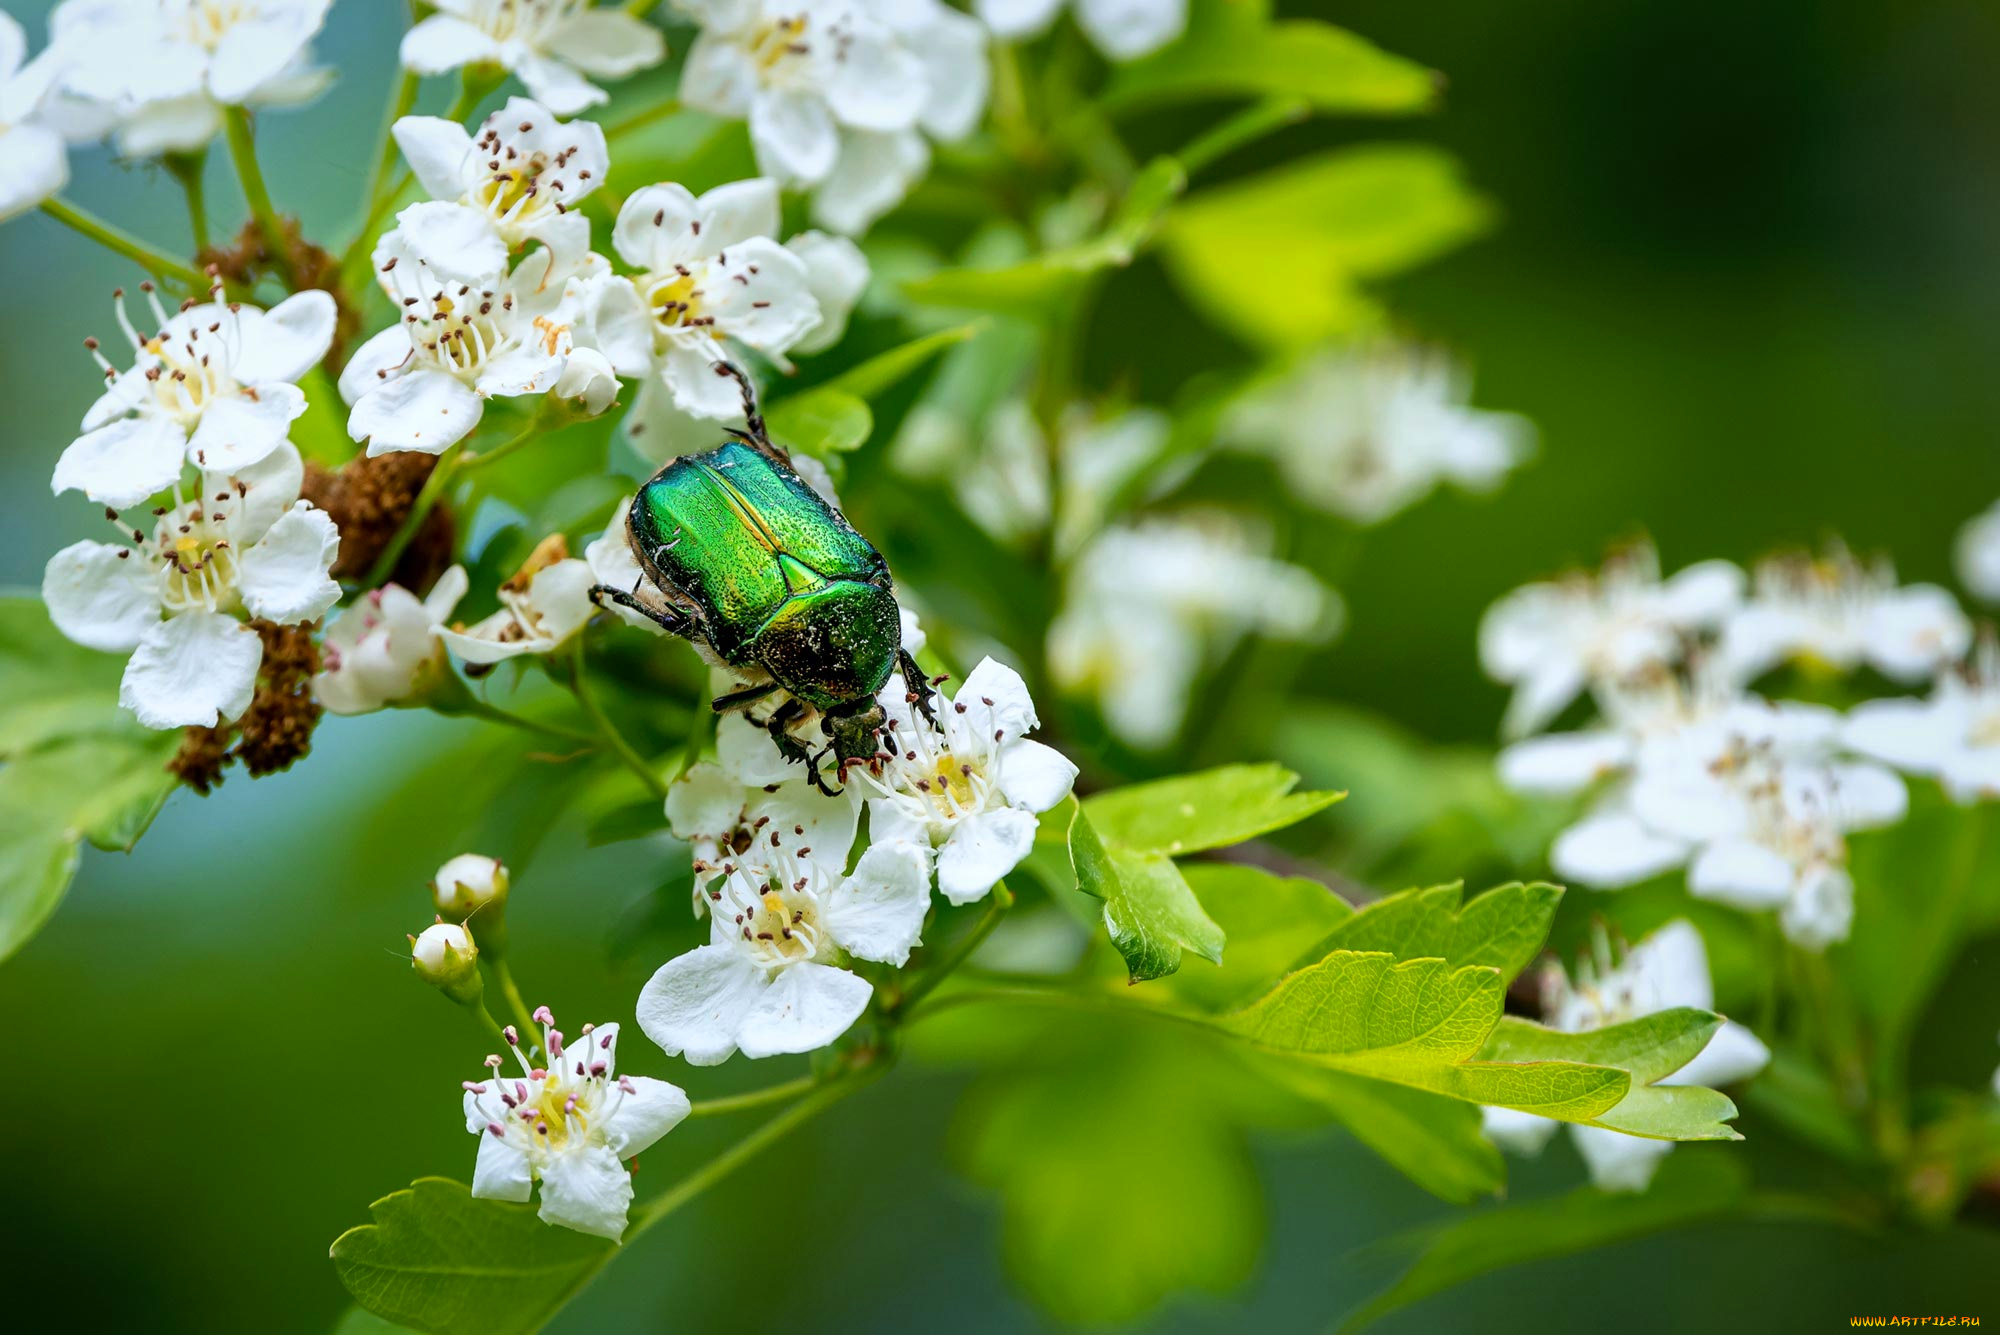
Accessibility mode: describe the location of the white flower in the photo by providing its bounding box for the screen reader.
[464,1010,689,1239]
[341,232,589,455]
[1720,546,1969,685]
[390,96,609,283]
[1048,513,1334,749]
[665,756,860,902]
[1627,704,1905,949]
[42,442,340,729]
[850,657,1077,904]
[975,0,1185,62]
[53,285,337,509]
[1845,639,2000,803]
[1955,498,2000,604]
[1480,920,1769,1193]
[50,0,332,156]
[401,0,666,117]
[0,14,68,222]
[439,535,596,664]
[1221,342,1534,526]
[313,567,470,715]
[1479,543,1744,738]
[637,838,931,1063]
[675,0,985,232]
[585,178,820,419]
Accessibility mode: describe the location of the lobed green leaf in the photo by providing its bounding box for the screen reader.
[1158,862,1353,1011]
[1071,806,1224,982]
[1083,762,1343,858]
[1306,880,1561,984]
[765,386,872,458]
[329,1177,615,1335]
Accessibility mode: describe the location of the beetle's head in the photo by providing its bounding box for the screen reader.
[822,695,887,769]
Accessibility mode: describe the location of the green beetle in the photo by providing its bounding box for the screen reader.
[590,365,933,793]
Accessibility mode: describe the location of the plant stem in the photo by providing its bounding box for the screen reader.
[626,1068,877,1240]
[905,982,1215,1036]
[889,881,1014,1017]
[40,197,206,289]
[364,447,461,588]
[359,67,421,231]
[451,693,597,746]
[223,106,295,287]
[468,997,512,1050]
[164,151,211,253]
[687,1075,821,1118]
[568,640,670,801]
[1176,97,1310,176]
[607,96,681,141]
[457,419,545,473]
[489,957,542,1041]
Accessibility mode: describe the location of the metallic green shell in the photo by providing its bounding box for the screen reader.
[626,441,899,705]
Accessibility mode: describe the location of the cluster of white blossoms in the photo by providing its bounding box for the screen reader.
[1481,920,1771,1192]
[1049,512,1337,750]
[1221,341,1535,527]
[673,0,988,234]
[637,621,1077,1065]
[1483,539,1976,948]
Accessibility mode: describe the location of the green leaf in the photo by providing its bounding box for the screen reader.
[1084,762,1343,857]
[817,322,983,399]
[332,1307,421,1335]
[1263,1061,1504,1204]
[1071,806,1224,982]
[1336,1152,1751,1332]
[330,1177,615,1335]
[1480,1011,1721,1088]
[1158,145,1491,349]
[1221,951,1631,1121]
[903,158,1187,316]
[765,386,872,458]
[1308,881,1562,984]
[1106,3,1437,115]
[1157,862,1353,1012]
[0,595,179,963]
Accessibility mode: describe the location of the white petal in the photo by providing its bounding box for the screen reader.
[703,239,820,351]
[716,713,801,787]
[1629,766,1749,843]
[1842,696,1962,774]
[546,10,666,77]
[237,502,340,624]
[1550,810,1689,889]
[515,52,604,116]
[217,440,306,545]
[1942,748,2000,802]
[811,127,927,235]
[1666,1019,1770,1089]
[1781,865,1853,950]
[956,656,1041,739]
[394,200,508,284]
[678,33,755,119]
[1865,585,1970,681]
[52,415,186,510]
[749,88,840,186]
[469,1132,534,1202]
[996,738,1077,813]
[399,14,501,74]
[666,763,746,841]
[659,338,752,419]
[1826,762,1907,830]
[392,114,474,202]
[867,800,932,852]
[1956,500,2000,603]
[186,384,306,472]
[1075,0,1188,61]
[352,369,485,455]
[1658,559,1747,626]
[735,961,872,1059]
[42,540,162,652]
[1497,730,1632,796]
[1623,919,1715,1012]
[975,0,1065,41]
[823,841,931,965]
[910,5,988,142]
[113,94,222,157]
[602,1075,691,1158]
[536,1145,634,1240]
[0,123,67,222]
[936,806,1037,905]
[207,7,326,104]
[821,30,927,132]
[1480,1105,1560,1156]
[526,558,598,646]
[120,612,262,729]
[1502,660,1589,739]
[337,325,415,406]
[234,288,338,385]
[1686,838,1796,910]
[786,230,870,355]
[1570,1125,1673,1193]
[613,182,703,272]
[636,944,767,1065]
[475,344,567,399]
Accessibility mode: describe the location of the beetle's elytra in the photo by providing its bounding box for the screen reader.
[590,363,931,792]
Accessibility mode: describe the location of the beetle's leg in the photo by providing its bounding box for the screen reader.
[711,681,779,714]
[764,698,838,795]
[899,648,941,729]
[711,360,788,464]
[589,583,693,638]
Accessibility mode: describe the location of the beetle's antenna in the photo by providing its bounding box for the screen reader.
[711,360,768,447]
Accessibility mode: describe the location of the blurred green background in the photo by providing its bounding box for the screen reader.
[6,0,2000,1329]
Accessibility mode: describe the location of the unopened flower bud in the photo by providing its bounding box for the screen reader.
[432,853,511,955]
[412,921,483,1005]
